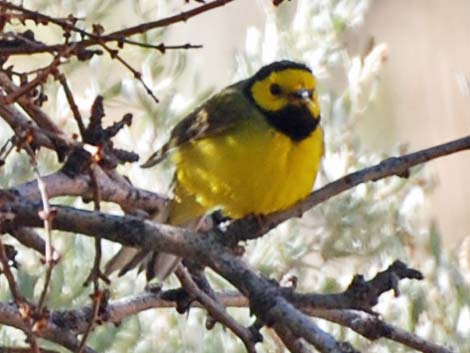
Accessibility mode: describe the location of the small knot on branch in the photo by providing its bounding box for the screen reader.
[81,96,138,168]
[373,157,410,181]
[160,287,194,314]
[75,47,103,61]
[346,275,380,308]
[344,260,423,310]
[61,147,92,176]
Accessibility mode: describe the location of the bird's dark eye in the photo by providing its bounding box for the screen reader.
[270,83,282,96]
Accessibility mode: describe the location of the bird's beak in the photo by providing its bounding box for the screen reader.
[292,88,313,101]
[292,88,320,118]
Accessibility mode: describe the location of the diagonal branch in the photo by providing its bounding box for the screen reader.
[226,135,470,241]
[308,310,453,353]
[0,73,67,137]
[175,264,259,353]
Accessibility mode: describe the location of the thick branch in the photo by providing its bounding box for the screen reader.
[48,286,452,353]
[11,169,168,214]
[0,104,55,150]
[0,302,97,353]
[5,202,349,353]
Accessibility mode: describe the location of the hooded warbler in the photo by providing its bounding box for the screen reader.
[106,60,323,280]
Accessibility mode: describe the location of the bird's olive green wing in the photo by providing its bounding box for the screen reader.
[142,80,249,167]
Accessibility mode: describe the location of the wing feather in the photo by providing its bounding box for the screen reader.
[142,80,248,167]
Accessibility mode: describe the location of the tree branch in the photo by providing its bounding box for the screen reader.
[226,135,470,241]
[0,0,237,55]
[0,302,97,353]
[11,168,168,215]
[175,264,259,353]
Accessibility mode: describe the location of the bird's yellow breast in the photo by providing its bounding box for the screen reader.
[171,115,323,220]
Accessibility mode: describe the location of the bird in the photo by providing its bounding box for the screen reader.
[105,60,323,281]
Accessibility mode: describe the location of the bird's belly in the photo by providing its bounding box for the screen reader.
[173,120,323,219]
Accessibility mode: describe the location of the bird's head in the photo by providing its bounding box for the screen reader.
[247,60,321,141]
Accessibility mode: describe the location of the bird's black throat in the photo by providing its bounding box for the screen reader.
[263,105,320,141]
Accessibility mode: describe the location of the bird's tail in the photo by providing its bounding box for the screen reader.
[104,184,206,282]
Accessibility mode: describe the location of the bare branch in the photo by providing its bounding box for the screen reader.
[9,228,46,255]
[0,302,97,353]
[56,73,86,138]
[309,310,453,353]
[48,287,453,353]
[227,135,470,241]
[0,73,68,137]
[0,238,39,353]
[272,324,316,353]
[0,104,56,151]
[0,1,238,104]
[175,264,259,353]
[24,146,56,313]
[0,0,236,55]
[0,347,58,353]
[11,169,168,215]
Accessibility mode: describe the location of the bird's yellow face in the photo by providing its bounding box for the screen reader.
[250,68,320,118]
[247,61,321,141]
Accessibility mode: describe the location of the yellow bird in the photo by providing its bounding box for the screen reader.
[106,60,323,280]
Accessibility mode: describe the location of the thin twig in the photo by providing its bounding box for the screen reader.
[0,239,40,353]
[0,0,236,103]
[273,324,314,353]
[119,39,203,52]
[56,73,86,138]
[0,239,24,302]
[76,291,102,353]
[0,54,62,105]
[0,0,236,52]
[99,43,160,104]
[105,0,236,39]
[78,162,106,353]
[0,137,15,163]
[175,265,258,353]
[23,145,56,313]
